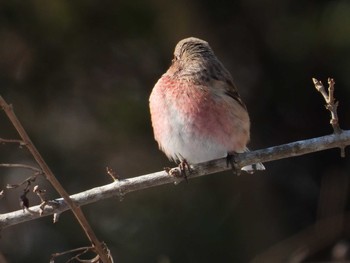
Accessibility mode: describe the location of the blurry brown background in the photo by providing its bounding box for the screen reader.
[1,0,350,262]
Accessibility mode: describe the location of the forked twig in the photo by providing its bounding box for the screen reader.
[313,78,342,134]
[313,78,345,157]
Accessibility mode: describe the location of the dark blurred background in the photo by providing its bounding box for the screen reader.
[1,0,350,262]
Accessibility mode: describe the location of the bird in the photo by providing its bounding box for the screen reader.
[149,37,264,174]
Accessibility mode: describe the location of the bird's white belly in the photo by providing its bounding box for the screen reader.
[160,104,228,163]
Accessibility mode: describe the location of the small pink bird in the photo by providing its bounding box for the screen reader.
[149,37,264,173]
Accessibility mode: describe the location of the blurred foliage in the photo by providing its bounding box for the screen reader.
[1,0,350,262]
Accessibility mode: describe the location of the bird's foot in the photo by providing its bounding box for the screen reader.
[178,159,192,182]
[164,159,192,183]
[226,153,241,176]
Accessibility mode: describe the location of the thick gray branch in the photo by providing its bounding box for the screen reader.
[1,131,349,229]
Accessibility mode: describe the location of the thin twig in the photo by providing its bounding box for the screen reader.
[0,96,111,263]
[1,131,349,229]
[51,244,113,263]
[6,175,37,190]
[327,78,341,133]
[106,166,119,181]
[0,137,26,145]
[0,163,42,173]
[50,246,95,261]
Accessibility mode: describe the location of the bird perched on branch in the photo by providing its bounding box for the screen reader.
[149,37,264,174]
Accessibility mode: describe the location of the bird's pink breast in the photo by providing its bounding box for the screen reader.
[149,75,250,163]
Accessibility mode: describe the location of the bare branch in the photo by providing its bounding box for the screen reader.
[0,96,111,263]
[1,131,349,230]
[1,78,349,262]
